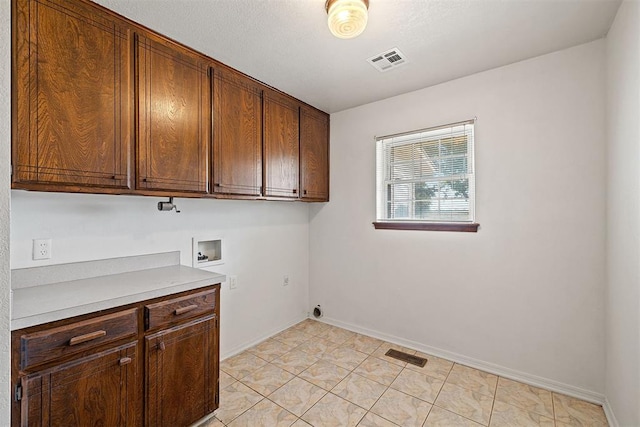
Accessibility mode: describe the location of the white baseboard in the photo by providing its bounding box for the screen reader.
[320,316,606,406]
[220,314,307,360]
[603,398,620,427]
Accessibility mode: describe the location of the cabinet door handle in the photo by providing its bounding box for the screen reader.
[119,357,132,366]
[303,190,307,195]
[68,330,107,346]
[174,305,198,316]
[292,189,297,194]
[158,342,166,351]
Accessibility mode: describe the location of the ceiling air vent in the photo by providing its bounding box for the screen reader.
[367,47,408,72]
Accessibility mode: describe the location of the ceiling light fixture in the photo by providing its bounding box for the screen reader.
[325,0,369,39]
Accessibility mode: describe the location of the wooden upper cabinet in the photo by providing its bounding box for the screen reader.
[212,67,262,196]
[13,0,132,189]
[300,106,329,201]
[136,33,209,193]
[263,90,300,198]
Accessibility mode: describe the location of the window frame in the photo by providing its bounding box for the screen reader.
[373,119,480,232]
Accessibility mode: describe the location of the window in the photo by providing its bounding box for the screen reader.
[374,120,479,232]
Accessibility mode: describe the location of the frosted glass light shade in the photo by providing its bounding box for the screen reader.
[326,0,369,39]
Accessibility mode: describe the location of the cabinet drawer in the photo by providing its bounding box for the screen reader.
[145,289,216,330]
[20,309,138,370]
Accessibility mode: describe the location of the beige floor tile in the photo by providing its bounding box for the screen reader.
[219,370,237,389]
[221,351,268,380]
[490,400,554,427]
[553,393,608,426]
[332,373,387,410]
[494,377,554,418]
[227,399,298,427]
[320,326,357,345]
[372,342,417,367]
[296,337,339,358]
[445,364,498,397]
[322,345,369,370]
[370,388,432,427]
[407,352,454,379]
[357,412,400,427]
[302,393,367,426]
[424,406,483,426]
[434,383,493,425]
[240,363,295,396]
[214,382,263,424]
[197,415,226,427]
[272,349,319,375]
[273,329,314,347]
[389,368,444,403]
[354,356,403,386]
[299,359,351,390]
[248,338,295,362]
[346,334,384,354]
[291,319,331,336]
[291,419,313,427]
[269,377,327,417]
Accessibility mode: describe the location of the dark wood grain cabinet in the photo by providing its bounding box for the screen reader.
[136,34,210,193]
[20,342,138,427]
[300,106,330,201]
[263,90,300,199]
[212,67,263,196]
[12,0,132,189]
[12,0,329,201]
[11,285,221,427]
[145,316,218,426]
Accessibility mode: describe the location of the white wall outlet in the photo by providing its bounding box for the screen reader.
[228,275,238,290]
[283,275,289,286]
[32,239,52,260]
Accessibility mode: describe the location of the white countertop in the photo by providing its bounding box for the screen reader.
[11,253,225,330]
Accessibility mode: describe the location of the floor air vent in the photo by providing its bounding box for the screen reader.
[367,47,408,72]
[385,349,427,367]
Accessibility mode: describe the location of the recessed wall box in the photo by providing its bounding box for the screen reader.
[192,237,223,268]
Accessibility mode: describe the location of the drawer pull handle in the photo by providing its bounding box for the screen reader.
[158,342,166,351]
[119,357,132,366]
[174,305,198,316]
[69,330,107,346]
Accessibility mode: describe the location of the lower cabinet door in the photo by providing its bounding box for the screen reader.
[145,315,218,427]
[21,342,138,427]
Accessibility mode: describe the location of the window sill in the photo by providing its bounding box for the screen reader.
[372,222,480,232]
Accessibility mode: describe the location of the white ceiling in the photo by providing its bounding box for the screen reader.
[95,0,621,113]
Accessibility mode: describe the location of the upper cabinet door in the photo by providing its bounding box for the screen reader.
[263,91,299,198]
[13,0,132,189]
[136,34,209,193]
[300,106,329,201]
[212,68,262,196]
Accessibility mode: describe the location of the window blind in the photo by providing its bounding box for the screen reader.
[376,120,475,223]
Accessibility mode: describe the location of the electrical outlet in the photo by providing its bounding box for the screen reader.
[228,275,238,290]
[32,239,52,260]
[283,275,289,286]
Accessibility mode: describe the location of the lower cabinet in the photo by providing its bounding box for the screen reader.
[11,285,220,427]
[145,316,218,426]
[21,342,138,427]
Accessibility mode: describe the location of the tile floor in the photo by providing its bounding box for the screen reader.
[201,319,608,427]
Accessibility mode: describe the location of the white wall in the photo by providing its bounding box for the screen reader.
[1,0,12,424]
[310,40,607,397]
[605,1,640,425]
[11,192,311,357]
